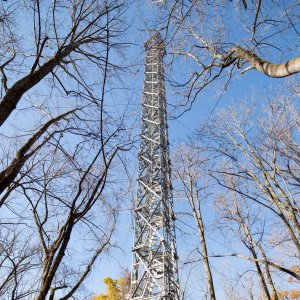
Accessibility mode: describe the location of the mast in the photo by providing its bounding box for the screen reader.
[130,32,180,300]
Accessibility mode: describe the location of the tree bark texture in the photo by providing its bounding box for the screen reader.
[234,47,300,78]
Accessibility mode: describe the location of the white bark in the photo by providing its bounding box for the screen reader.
[234,47,300,78]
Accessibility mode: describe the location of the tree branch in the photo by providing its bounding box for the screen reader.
[0,108,77,202]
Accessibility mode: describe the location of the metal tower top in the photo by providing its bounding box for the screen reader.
[144,32,165,51]
[151,0,167,5]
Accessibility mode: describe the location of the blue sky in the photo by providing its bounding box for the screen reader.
[1,0,299,298]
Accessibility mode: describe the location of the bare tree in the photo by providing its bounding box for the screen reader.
[0,0,131,206]
[0,0,136,299]
[0,105,134,299]
[0,0,128,127]
[0,228,40,299]
[187,90,300,297]
[174,146,216,300]
[196,92,300,253]
[0,108,78,202]
[146,0,300,115]
[216,188,278,300]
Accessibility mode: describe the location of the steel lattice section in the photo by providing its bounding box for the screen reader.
[130,33,180,300]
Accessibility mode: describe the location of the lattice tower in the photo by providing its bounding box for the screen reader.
[130,32,180,300]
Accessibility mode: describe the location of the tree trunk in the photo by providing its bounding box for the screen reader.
[248,246,271,300]
[36,217,74,300]
[256,243,278,300]
[192,192,216,300]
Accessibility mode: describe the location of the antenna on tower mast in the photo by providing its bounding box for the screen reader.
[129,32,180,300]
